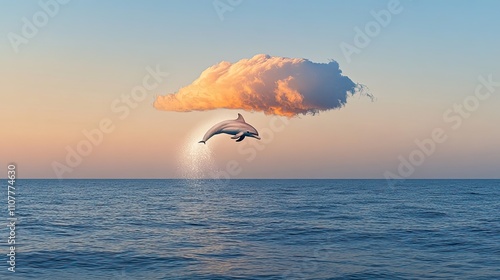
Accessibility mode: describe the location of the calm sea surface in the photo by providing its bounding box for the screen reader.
[2,179,499,279]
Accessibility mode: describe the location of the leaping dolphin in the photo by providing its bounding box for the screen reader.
[199,113,261,144]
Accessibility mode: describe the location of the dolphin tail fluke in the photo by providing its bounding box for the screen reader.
[198,141,206,144]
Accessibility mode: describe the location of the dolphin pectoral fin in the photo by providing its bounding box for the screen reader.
[236,136,246,142]
[231,132,244,139]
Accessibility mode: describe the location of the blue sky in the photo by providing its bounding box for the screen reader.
[1,0,499,178]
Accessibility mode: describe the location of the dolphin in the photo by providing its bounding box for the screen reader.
[199,113,261,144]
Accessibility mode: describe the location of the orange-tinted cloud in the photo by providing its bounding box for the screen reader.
[154,54,369,117]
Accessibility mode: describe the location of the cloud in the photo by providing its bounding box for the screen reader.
[154,54,370,117]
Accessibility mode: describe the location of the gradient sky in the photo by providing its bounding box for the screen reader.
[1,0,499,179]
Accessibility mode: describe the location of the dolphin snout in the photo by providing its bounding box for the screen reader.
[250,133,260,140]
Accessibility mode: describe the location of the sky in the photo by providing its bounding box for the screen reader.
[1,0,499,179]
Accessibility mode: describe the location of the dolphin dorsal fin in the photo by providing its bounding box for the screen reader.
[236,113,245,123]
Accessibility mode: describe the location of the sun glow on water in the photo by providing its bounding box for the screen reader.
[178,122,219,179]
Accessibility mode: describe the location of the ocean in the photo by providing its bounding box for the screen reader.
[2,179,499,279]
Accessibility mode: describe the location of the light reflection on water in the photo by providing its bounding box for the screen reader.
[178,122,218,180]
